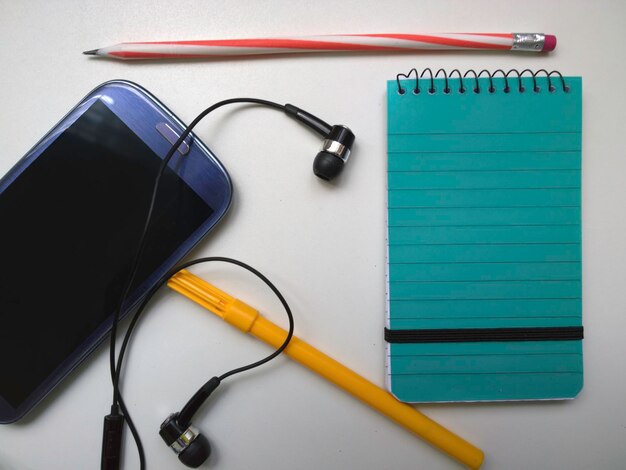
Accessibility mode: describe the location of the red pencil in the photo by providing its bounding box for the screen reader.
[84,33,557,60]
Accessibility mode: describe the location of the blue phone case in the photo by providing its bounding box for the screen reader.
[0,81,232,423]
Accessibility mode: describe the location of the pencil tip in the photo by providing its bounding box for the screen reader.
[83,49,99,56]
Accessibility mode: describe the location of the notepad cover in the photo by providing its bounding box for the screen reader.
[386,75,583,402]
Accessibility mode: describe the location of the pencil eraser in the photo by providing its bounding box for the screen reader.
[543,35,557,52]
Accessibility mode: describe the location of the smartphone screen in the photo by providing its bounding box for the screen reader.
[0,100,214,409]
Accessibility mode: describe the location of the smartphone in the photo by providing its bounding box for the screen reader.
[0,81,232,423]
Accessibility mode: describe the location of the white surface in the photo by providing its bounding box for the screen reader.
[1,1,625,469]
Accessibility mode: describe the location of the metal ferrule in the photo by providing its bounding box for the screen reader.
[321,139,351,163]
[170,426,201,454]
[512,33,546,52]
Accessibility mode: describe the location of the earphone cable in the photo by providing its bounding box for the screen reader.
[107,98,293,469]
[109,97,286,403]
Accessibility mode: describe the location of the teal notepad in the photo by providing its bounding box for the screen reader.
[385,70,583,402]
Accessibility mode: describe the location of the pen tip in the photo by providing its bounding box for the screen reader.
[83,49,99,56]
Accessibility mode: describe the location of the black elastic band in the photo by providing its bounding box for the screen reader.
[384,326,583,343]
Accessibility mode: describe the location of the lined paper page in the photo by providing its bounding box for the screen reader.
[386,76,583,402]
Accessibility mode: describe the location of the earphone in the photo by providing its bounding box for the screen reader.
[283,104,355,181]
[102,98,355,470]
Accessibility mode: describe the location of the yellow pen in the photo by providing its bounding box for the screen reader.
[167,270,484,469]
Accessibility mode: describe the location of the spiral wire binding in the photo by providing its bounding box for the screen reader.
[396,68,569,95]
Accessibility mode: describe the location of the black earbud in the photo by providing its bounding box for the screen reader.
[284,104,355,181]
[313,124,355,181]
[160,376,221,468]
[160,414,211,468]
